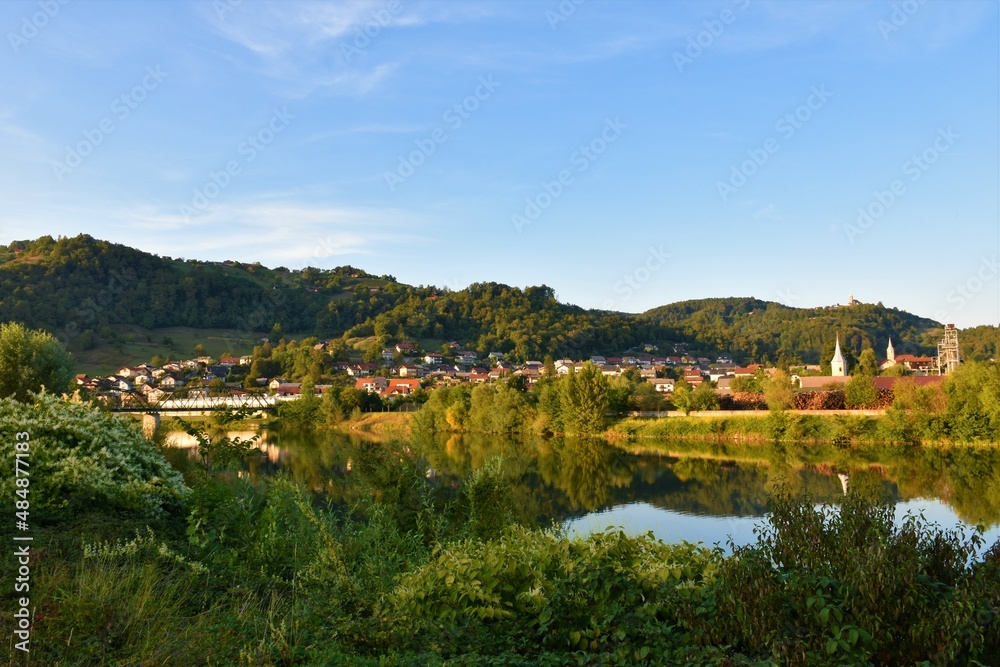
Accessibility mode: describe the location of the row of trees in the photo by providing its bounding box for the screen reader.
[414,363,620,436]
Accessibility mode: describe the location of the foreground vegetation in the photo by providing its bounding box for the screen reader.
[2,395,999,665]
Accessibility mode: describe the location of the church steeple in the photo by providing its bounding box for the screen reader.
[831,336,846,377]
[886,338,895,364]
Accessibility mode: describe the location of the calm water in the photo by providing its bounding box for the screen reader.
[165,429,1000,552]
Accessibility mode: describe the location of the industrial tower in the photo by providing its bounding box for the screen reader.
[937,324,960,375]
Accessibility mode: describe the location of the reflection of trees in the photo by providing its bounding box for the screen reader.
[189,430,1000,530]
[623,439,1000,528]
[888,447,1000,527]
[535,438,634,512]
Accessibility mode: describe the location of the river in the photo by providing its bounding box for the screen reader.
[164,429,1000,552]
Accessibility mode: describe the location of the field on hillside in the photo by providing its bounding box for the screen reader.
[72,325,268,375]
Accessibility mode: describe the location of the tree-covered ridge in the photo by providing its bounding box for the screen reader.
[1,234,994,363]
[639,297,946,364]
[0,234,409,338]
[344,283,644,359]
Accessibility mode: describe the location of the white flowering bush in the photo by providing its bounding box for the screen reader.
[84,528,207,575]
[0,392,189,519]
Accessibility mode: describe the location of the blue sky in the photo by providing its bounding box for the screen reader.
[0,0,997,327]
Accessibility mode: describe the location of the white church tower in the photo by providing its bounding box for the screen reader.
[886,338,895,365]
[831,336,847,377]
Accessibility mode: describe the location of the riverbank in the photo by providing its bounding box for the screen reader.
[605,410,972,446]
[335,411,412,438]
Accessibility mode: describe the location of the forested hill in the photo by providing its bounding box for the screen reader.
[639,298,948,365]
[1,234,993,363]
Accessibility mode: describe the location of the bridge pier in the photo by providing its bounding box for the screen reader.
[142,412,161,439]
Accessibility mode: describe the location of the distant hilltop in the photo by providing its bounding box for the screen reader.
[1,234,996,364]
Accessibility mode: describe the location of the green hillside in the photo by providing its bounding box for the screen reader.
[1,234,994,366]
[638,297,947,365]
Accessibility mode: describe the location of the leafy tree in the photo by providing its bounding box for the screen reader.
[0,322,75,401]
[892,378,945,414]
[338,386,363,413]
[543,355,556,379]
[606,376,634,415]
[671,379,693,415]
[559,362,610,435]
[690,383,721,411]
[363,339,384,363]
[855,347,880,376]
[533,381,563,434]
[633,382,665,412]
[943,362,1000,441]
[883,363,909,377]
[844,374,878,408]
[320,388,344,425]
[763,369,794,412]
[731,375,763,393]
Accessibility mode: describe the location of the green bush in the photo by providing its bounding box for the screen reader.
[687,488,999,666]
[393,526,721,659]
[0,393,188,519]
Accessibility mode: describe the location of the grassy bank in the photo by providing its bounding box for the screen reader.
[336,411,412,438]
[606,410,977,446]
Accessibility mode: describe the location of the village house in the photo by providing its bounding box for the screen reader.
[456,350,478,365]
[158,375,184,389]
[356,377,389,394]
[682,369,705,386]
[108,376,133,392]
[346,363,378,377]
[397,364,422,378]
[140,385,167,403]
[271,382,302,397]
[648,378,675,393]
[385,378,420,397]
[424,352,444,365]
[708,369,733,383]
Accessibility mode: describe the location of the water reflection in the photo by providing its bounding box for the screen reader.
[163,429,1000,548]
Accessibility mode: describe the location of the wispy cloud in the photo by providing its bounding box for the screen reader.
[197,0,488,97]
[0,193,424,269]
[0,112,58,164]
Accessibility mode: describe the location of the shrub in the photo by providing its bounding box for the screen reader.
[0,393,188,519]
[393,526,721,658]
[688,488,999,665]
